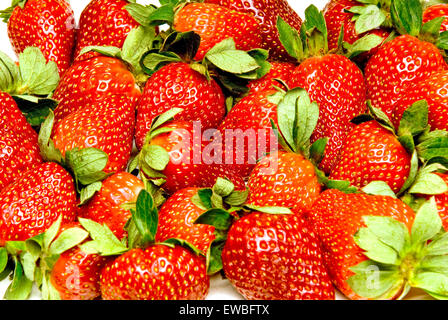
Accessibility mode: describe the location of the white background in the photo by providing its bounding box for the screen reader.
[0,0,432,301]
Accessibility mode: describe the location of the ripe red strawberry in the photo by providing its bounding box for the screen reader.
[330,120,411,193]
[0,162,77,246]
[135,62,225,150]
[307,189,415,300]
[423,4,448,32]
[100,244,209,300]
[247,62,295,94]
[80,172,144,240]
[53,56,141,127]
[51,94,136,174]
[247,151,321,214]
[173,3,261,61]
[365,35,448,118]
[290,54,367,173]
[222,211,335,300]
[2,0,76,75]
[74,0,139,60]
[392,70,448,131]
[50,222,112,300]
[205,0,302,61]
[0,92,42,192]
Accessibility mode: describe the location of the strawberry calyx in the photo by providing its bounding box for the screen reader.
[0,47,60,126]
[0,0,27,23]
[348,197,448,300]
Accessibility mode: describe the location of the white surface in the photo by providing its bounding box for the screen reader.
[0,0,349,301]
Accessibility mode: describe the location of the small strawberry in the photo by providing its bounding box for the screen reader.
[1,0,76,75]
[0,92,42,192]
[0,162,77,246]
[205,0,303,61]
[423,4,448,32]
[221,210,335,300]
[173,2,262,61]
[308,190,448,300]
[79,172,145,240]
[74,0,140,60]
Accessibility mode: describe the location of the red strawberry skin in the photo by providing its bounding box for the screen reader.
[247,151,321,214]
[365,35,448,118]
[155,188,214,255]
[205,0,302,61]
[7,0,76,75]
[0,92,42,192]
[247,62,295,94]
[74,0,139,60]
[100,245,209,300]
[423,4,448,32]
[52,94,136,174]
[306,189,415,300]
[330,120,411,193]
[173,3,262,61]
[392,70,448,131]
[0,162,77,246]
[80,172,144,239]
[290,54,367,174]
[135,62,225,150]
[53,56,141,127]
[222,212,335,300]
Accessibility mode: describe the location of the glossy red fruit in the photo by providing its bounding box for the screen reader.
[135,62,225,150]
[52,94,136,174]
[423,4,448,32]
[50,222,111,300]
[392,70,448,132]
[100,245,209,300]
[53,56,141,127]
[365,34,448,118]
[247,151,321,214]
[156,188,214,255]
[247,62,295,94]
[205,0,303,61]
[0,92,42,192]
[74,0,139,60]
[6,0,76,75]
[290,54,367,174]
[173,3,262,61]
[330,120,411,193]
[217,88,280,178]
[80,172,144,240]
[222,211,335,300]
[307,189,415,300]
[0,162,77,246]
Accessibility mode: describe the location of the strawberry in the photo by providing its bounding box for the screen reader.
[392,70,448,132]
[221,210,335,300]
[431,173,448,230]
[247,62,295,94]
[0,162,77,246]
[329,120,411,193]
[365,0,448,118]
[80,172,145,240]
[423,4,448,32]
[308,190,448,300]
[74,0,140,60]
[51,94,136,174]
[1,0,76,76]
[205,0,302,61]
[173,2,262,61]
[0,92,42,192]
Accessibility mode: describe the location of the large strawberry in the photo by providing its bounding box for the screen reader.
[205,0,302,61]
[220,210,335,300]
[308,190,448,300]
[0,162,77,246]
[365,0,448,118]
[1,0,76,75]
[173,2,261,61]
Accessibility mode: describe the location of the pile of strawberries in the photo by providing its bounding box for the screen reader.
[1,0,448,301]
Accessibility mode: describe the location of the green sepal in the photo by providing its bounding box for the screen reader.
[390,0,423,37]
[194,208,235,231]
[416,130,448,163]
[315,168,359,194]
[0,0,27,22]
[48,227,89,256]
[37,109,64,163]
[397,100,429,140]
[410,197,442,244]
[301,5,329,57]
[142,145,170,172]
[79,181,103,206]
[277,16,304,61]
[412,272,448,298]
[126,2,176,27]
[3,256,33,300]
[343,34,385,59]
[244,204,292,215]
[0,247,8,274]
[0,50,19,93]
[408,163,448,195]
[206,240,225,275]
[348,5,387,35]
[362,181,397,198]
[65,147,110,188]
[12,96,58,127]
